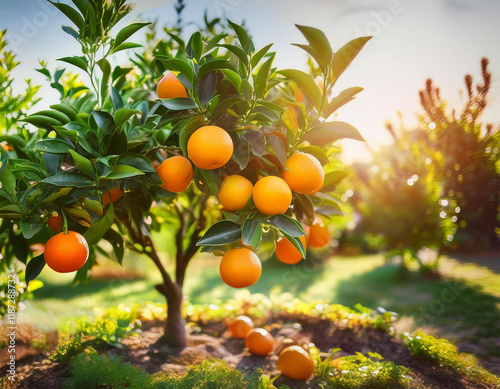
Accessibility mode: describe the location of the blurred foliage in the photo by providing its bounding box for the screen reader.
[314,350,412,388]
[0,269,43,317]
[418,58,500,250]
[0,29,40,136]
[344,58,499,270]
[403,331,500,386]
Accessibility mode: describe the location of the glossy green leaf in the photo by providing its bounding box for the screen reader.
[49,1,85,31]
[103,228,124,265]
[97,58,111,105]
[242,217,262,249]
[25,254,46,285]
[162,98,197,111]
[42,172,94,187]
[111,42,142,54]
[251,43,273,68]
[34,139,73,154]
[196,220,241,246]
[228,20,255,52]
[268,214,305,237]
[254,54,275,97]
[84,203,115,245]
[324,87,363,118]
[20,221,43,239]
[114,22,150,48]
[58,56,88,72]
[114,108,140,128]
[69,150,94,177]
[105,165,144,179]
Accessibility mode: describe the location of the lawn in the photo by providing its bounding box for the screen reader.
[19,251,500,361]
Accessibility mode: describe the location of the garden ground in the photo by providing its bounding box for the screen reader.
[14,251,500,376]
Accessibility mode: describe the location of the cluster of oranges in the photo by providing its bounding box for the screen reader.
[40,71,331,282]
[228,315,315,381]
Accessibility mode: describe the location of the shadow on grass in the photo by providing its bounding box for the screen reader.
[335,262,500,357]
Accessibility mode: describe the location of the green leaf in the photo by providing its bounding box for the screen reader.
[297,145,330,165]
[221,44,249,67]
[114,108,140,128]
[251,43,273,68]
[34,139,73,154]
[117,153,156,173]
[25,254,46,285]
[228,20,255,52]
[62,25,79,40]
[161,98,197,111]
[49,1,85,31]
[69,150,94,177]
[186,31,203,60]
[92,110,115,133]
[111,42,142,54]
[114,22,150,48]
[204,33,228,53]
[22,115,62,129]
[196,220,241,246]
[332,36,372,80]
[267,134,287,168]
[197,72,217,106]
[324,87,363,118]
[230,133,250,170]
[155,57,194,83]
[110,86,124,111]
[242,217,262,249]
[282,231,306,259]
[0,164,16,195]
[254,54,275,97]
[295,25,333,70]
[198,59,237,78]
[104,165,144,179]
[84,203,115,245]
[302,121,365,145]
[58,56,88,72]
[42,172,94,187]
[268,214,305,237]
[221,69,242,92]
[97,58,111,104]
[277,69,322,109]
[20,221,43,239]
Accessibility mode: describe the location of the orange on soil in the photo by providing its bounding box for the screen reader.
[275,235,307,265]
[219,248,261,288]
[228,315,254,339]
[44,231,89,273]
[244,328,274,356]
[158,156,194,193]
[48,215,63,233]
[156,71,188,99]
[218,175,253,211]
[187,126,233,170]
[281,153,324,195]
[277,345,314,381]
[307,224,330,248]
[252,176,292,215]
[103,186,123,206]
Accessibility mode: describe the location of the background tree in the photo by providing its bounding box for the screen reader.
[0,0,369,348]
[418,58,500,251]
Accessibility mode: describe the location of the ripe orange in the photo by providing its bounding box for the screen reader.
[48,215,63,232]
[44,231,89,273]
[275,235,307,264]
[281,153,324,195]
[219,248,261,288]
[307,224,330,248]
[156,71,189,99]
[277,345,314,381]
[228,315,254,339]
[158,156,194,193]
[218,175,253,211]
[187,126,233,170]
[244,328,274,356]
[103,186,123,205]
[252,176,292,215]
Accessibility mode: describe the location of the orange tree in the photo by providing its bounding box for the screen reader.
[0,0,369,348]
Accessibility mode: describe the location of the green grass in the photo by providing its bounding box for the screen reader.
[18,252,500,360]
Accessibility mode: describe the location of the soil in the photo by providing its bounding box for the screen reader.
[0,315,497,389]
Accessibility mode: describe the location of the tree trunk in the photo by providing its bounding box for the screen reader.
[156,281,187,349]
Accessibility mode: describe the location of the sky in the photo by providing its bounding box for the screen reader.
[1,0,499,163]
